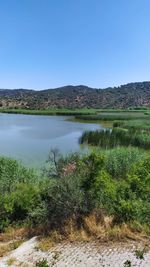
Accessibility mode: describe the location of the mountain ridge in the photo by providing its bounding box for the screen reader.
[0,82,150,109]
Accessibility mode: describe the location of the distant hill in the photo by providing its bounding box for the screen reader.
[0,82,150,109]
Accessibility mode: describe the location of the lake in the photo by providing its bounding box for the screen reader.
[0,114,107,167]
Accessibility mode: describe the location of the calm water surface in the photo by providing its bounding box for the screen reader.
[0,114,106,167]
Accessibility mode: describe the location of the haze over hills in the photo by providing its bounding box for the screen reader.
[0,82,150,109]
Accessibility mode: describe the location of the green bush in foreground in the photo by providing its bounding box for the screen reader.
[0,157,35,194]
[0,148,149,232]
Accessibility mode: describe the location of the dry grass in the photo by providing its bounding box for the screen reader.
[0,227,29,242]
[0,225,47,243]
[84,213,112,237]
[0,242,12,257]
[37,232,63,251]
[37,213,150,252]
[0,227,26,257]
[106,224,136,241]
[0,214,149,255]
[0,240,23,257]
[7,257,16,266]
[129,221,150,237]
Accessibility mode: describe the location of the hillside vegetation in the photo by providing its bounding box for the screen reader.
[0,82,150,109]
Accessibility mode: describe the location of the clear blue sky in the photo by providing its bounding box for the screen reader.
[0,0,150,89]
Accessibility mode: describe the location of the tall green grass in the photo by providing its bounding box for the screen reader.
[75,113,149,121]
[0,108,99,116]
[80,127,150,149]
[0,108,150,117]
[113,119,150,131]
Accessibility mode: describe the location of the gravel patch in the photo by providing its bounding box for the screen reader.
[0,237,149,266]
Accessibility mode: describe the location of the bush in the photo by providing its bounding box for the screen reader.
[92,170,117,213]
[36,259,49,267]
[4,183,41,221]
[0,157,35,194]
[39,174,88,228]
[0,149,149,232]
